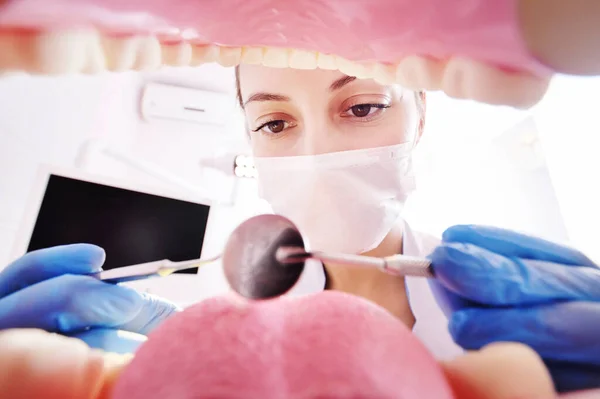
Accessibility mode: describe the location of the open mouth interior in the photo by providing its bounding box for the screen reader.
[0,0,552,108]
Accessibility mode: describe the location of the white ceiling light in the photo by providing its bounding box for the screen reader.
[198,152,257,179]
[233,155,257,178]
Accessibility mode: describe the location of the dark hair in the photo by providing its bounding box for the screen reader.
[235,66,244,108]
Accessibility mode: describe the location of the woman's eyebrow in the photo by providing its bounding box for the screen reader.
[243,75,356,106]
[244,93,290,107]
[329,75,357,91]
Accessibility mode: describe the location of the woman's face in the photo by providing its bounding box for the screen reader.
[237,65,422,157]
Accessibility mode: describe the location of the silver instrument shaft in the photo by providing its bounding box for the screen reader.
[276,247,434,278]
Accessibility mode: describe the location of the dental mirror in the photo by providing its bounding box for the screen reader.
[222,214,307,299]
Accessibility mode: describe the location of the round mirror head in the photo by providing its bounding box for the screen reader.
[222,214,306,299]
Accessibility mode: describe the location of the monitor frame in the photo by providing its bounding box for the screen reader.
[11,163,218,269]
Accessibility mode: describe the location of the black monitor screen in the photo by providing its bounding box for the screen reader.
[27,174,211,274]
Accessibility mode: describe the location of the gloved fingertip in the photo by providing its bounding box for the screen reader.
[0,245,108,298]
[427,244,446,262]
[441,225,477,243]
[428,243,476,272]
[22,244,106,273]
[448,310,473,348]
[442,224,521,245]
[428,246,454,279]
[61,244,106,271]
[21,244,106,266]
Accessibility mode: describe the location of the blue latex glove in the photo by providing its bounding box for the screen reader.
[0,244,180,353]
[428,225,600,393]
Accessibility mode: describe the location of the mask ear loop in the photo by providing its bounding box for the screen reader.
[396,89,425,153]
[414,90,427,150]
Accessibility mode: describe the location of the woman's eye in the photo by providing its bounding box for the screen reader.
[342,103,390,118]
[254,120,289,134]
[264,120,286,133]
[351,104,373,117]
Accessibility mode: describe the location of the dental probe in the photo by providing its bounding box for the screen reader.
[275,247,434,278]
[96,255,221,284]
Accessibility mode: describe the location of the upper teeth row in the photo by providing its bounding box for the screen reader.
[0,29,550,108]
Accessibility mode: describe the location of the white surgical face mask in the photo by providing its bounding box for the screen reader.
[253,143,416,254]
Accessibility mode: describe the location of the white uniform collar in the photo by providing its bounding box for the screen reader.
[402,220,464,360]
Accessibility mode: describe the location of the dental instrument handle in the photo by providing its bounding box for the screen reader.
[96,260,167,284]
[381,254,435,278]
[96,256,220,284]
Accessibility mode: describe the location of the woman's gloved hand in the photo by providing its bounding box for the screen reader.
[0,245,180,353]
[428,225,600,393]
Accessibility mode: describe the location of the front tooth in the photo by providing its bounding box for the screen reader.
[396,56,444,91]
[358,63,376,80]
[441,58,470,99]
[133,36,161,71]
[441,57,550,109]
[373,63,397,85]
[316,53,337,70]
[162,41,192,66]
[83,32,107,73]
[240,47,264,65]
[289,49,317,69]
[35,30,89,74]
[102,36,140,71]
[218,46,242,67]
[191,44,219,66]
[336,57,372,79]
[262,47,289,68]
[336,57,355,75]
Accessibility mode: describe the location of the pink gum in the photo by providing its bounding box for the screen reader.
[0,0,551,76]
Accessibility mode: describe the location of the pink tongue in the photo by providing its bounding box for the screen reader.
[112,291,454,399]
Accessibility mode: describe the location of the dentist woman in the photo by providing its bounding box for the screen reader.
[0,64,598,393]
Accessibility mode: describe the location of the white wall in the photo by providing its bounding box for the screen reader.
[533,75,600,261]
[0,71,141,264]
[0,66,259,306]
[406,77,600,260]
[404,92,570,243]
